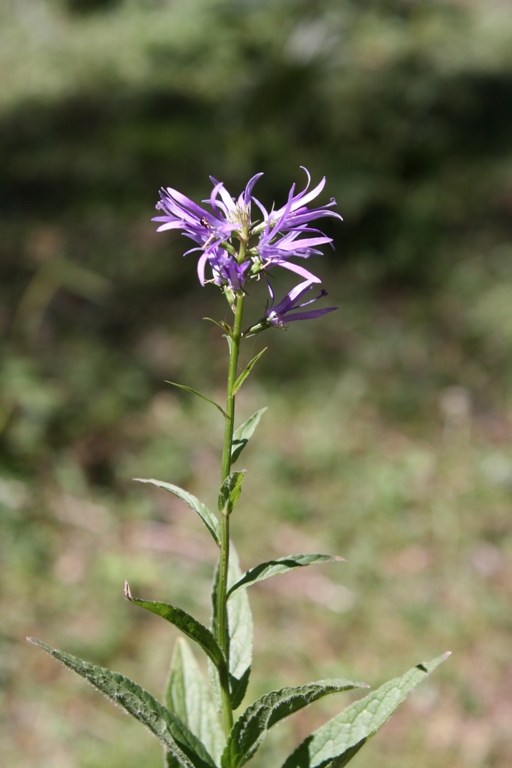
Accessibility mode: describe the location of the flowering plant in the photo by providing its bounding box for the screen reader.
[30,169,448,768]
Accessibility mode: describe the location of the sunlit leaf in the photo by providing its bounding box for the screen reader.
[134,478,221,545]
[227,553,343,599]
[28,638,216,768]
[222,678,369,768]
[226,547,252,710]
[218,471,245,515]
[125,582,226,671]
[233,348,267,394]
[165,381,227,418]
[203,317,232,335]
[281,653,451,768]
[210,546,253,710]
[165,638,225,766]
[231,408,267,463]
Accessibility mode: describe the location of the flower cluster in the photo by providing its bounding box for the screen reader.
[154,168,341,327]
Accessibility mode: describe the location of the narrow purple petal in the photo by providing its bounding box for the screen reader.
[252,196,269,220]
[154,221,186,232]
[275,236,333,251]
[265,276,337,327]
[272,280,315,313]
[209,181,226,213]
[274,307,337,323]
[163,187,213,221]
[215,184,237,214]
[272,261,322,283]
[288,177,326,212]
[242,172,264,205]
[197,251,209,286]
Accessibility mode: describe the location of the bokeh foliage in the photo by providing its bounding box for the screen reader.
[1,1,512,767]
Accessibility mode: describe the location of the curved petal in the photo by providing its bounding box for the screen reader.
[274,260,322,283]
[197,251,209,286]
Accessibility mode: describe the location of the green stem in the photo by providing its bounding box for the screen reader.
[217,292,245,736]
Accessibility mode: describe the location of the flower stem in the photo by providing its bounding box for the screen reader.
[217,292,245,736]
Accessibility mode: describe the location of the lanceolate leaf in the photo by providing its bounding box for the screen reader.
[218,472,246,515]
[203,317,232,335]
[208,563,223,714]
[226,547,253,710]
[233,348,267,394]
[165,381,227,418]
[28,638,216,768]
[165,638,225,766]
[227,554,344,599]
[231,408,267,463]
[222,679,369,768]
[125,582,226,671]
[210,546,253,711]
[281,653,451,768]
[134,478,221,546]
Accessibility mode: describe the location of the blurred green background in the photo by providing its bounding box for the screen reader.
[1,1,512,766]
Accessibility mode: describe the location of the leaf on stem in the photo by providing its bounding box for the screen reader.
[281,652,451,768]
[210,546,253,711]
[231,408,267,463]
[165,381,227,418]
[208,563,223,714]
[28,638,216,768]
[218,472,246,515]
[222,679,368,768]
[124,582,227,672]
[134,478,221,546]
[165,638,225,766]
[226,547,253,710]
[233,348,267,395]
[227,553,344,599]
[203,317,232,335]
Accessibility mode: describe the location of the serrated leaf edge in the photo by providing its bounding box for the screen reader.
[28,637,216,768]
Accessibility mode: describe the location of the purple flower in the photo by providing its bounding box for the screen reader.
[153,186,234,248]
[153,168,342,292]
[256,231,333,284]
[265,280,337,327]
[254,167,342,233]
[202,247,250,291]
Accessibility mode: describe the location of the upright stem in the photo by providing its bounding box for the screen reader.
[216,292,245,736]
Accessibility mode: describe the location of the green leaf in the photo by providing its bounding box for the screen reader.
[124,582,227,672]
[233,347,267,394]
[229,667,251,714]
[281,653,451,768]
[231,408,267,463]
[222,679,369,768]
[210,546,253,711]
[218,471,246,515]
[28,638,216,768]
[165,638,225,766]
[165,381,227,418]
[134,478,221,546]
[227,553,344,599]
[226,547,253,710]
[208,564,223,714]
[203,317,232,335]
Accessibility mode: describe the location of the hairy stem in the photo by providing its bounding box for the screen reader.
[217,292,245,736]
